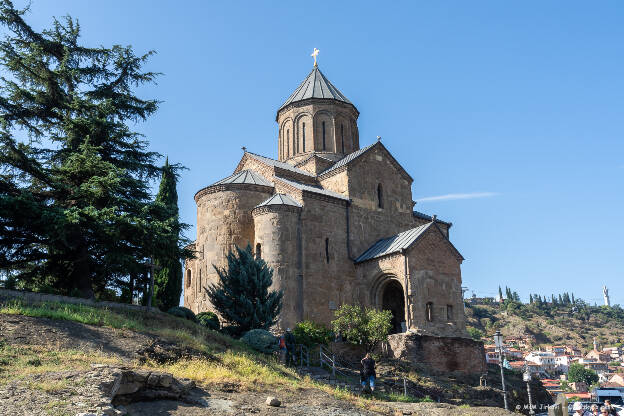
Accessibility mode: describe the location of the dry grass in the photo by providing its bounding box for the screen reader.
[159,351,301,390]
[0,342,121,384]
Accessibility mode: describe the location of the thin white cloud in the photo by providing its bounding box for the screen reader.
[415,192,499,203]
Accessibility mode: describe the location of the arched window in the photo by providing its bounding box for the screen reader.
[198,268,202,293]
[325,238,330,264]
[255,243,262,260]
[322,121,326,150]
[185,269,191,288]
[426,302,433,322]
[341,124,344,153]
[286,130,290,156]
[446,305,453,321]
[377,183,384,209]
[302,122,306,152]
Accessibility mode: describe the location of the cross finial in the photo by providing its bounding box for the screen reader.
[241,146,247,152]
[377,136,381,141]
[311,48,319,67]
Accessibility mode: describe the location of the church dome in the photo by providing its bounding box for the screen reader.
[276,64,360,163]
[278,66,355,113]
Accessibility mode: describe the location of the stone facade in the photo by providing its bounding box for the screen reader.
[185,65,469,340]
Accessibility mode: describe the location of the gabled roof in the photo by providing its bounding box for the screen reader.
[318,141,413,181]
[245,152,315,177]
[255,193,301,209]
[293,152,335,168]
[355,222,463,263]
[212,169,272,187]
[275,176,349,201]
[279,66,353,112]
[355,223,432,263]
[413,210,452,226]
[319,143,375,176]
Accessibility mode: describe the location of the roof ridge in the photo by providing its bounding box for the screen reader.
[245,151,315,177]
[318,142,377,176]
[354,222,463,263]
[274,176,349,201]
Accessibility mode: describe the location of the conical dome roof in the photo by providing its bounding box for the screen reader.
[278,66,353,112]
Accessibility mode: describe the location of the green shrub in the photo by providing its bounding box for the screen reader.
[467,327,484,341]
[241,329,278,354]
[167,306,197,322]
[197,311,220,330]
[293,320,332,347]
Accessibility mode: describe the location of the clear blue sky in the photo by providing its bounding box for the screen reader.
[18,1,624,306]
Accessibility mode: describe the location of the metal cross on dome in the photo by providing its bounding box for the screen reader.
[311,48,319,66]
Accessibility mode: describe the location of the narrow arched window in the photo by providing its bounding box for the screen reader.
[426,302,433,322]
[302,122,306,152]
[198,268,202,293]
[325,238,330,264]
[186,269,191,288]
[447,305,453,321]
[255,243,261,260]
[322,121,326,150]
[341,124,344,153]
[286,130,290,156]
[377,183,384,209]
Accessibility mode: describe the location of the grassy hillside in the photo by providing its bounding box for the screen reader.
[465,300,624,352]
[3,299,519,415]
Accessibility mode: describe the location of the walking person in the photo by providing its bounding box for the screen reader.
[278,332,287,364]
[284,327,296,366]
[360,353,376,393]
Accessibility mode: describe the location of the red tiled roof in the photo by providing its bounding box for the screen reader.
[602,382,624,388]
[564,393,591,399]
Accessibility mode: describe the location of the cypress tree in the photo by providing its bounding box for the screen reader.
[498,286,503,301]
[153,158,183,311]
[529,294,533,304]
[207,244,283,335]
[0,2,188,297]
[572,293,575,304]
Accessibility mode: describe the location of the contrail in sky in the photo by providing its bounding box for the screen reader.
[415,192,499,203]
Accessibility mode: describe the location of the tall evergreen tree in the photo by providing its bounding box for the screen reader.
[207,244,283,335]
[0,1,188,297]
[498,286,503,301]
[529,294,533,304]
[572,293,575,304]
[153,158,183,310]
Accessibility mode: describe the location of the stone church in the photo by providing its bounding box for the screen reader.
[184,61,468,339]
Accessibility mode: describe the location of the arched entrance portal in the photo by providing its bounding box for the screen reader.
[382,280,405,334]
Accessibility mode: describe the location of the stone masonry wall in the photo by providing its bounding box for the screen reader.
[253,206,302,330]
[185,186,272,314]
[386,332,487,375]
[406,227,467,337]
[320,144,416,258]
[298,194,355,326]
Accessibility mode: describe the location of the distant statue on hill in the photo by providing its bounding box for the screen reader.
[603,286,611,307]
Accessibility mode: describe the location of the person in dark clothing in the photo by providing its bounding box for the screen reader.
[602,400,618,416]
[284,328,296,366]
[360,353,376,392]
